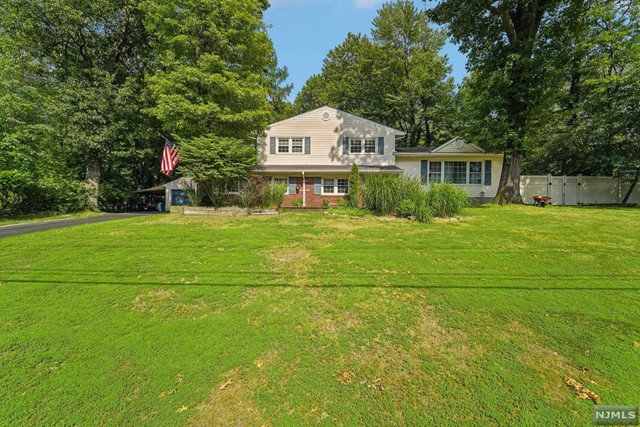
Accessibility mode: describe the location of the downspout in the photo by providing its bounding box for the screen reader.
[302,171,306,207]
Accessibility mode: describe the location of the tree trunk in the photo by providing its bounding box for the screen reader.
[86,156,101,211]
[493,151,524,204]
[622,172,639,204]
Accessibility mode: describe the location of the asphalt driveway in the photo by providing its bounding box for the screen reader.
[0,213,160,239]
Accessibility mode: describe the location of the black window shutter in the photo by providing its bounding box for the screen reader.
[313,177,322,195]
[304,137,311,155]
[484,160,492,186]
[270,137,276,154]
[377,137,384,155]
[343,137,350,154]
[420,160,428,184]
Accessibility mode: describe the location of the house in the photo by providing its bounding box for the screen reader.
[152,106,504,210]
[256,106,503,207]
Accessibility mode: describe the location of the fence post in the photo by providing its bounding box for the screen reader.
[577,174,582,205]
[547,174,552,199]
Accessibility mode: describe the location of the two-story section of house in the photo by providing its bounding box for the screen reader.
[256,106,406,207]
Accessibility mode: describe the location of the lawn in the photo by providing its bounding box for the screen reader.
[1,205,639,426]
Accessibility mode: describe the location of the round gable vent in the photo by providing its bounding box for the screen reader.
[321,111,331,121]
[453,139,464,149]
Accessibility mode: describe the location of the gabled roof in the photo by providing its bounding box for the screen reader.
[266,106,406,136]
[430,137,485,153]
[394,137,494,156]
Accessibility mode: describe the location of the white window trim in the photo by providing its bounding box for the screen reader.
[277,137,305,154]
[321,178,349,195]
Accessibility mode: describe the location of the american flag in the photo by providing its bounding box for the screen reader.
[160,137,179,176]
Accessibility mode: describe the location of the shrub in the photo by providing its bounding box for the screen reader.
[0,171,90,216]
[239,177,286,209]
[321,198,330,208]
[425,182,469,217]
[265,183,287,208]
[360,174,434,222]
[362,174,422,215]
[397,199,414,218]
[291,198,303,207]
[336,198,348,208]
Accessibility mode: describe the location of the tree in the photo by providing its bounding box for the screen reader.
[432,0,570,203]
[522,0,640,204]
[0,0,153,209]
[179,136,257,207]
[295,1,456,147]
[143,0,282,197]
[348,164,362,208]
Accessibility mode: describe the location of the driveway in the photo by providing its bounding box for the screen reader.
[0,213,161,239]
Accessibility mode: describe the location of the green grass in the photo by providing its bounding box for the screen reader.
[1,205,639,426]
[0,210,102,226]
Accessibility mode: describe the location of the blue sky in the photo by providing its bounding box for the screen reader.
[264,0,468,101]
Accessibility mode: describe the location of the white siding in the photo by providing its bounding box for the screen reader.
[258,107,398,167]
[395,156,503,199]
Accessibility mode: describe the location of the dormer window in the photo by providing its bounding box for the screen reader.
[350,139,362,153]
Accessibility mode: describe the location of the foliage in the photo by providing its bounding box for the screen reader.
[348,164,362,208]
[0,171,90,216]
[295,1,457,147]
[321,198,330,208]
[291,198,303,207]
[179,136,257,207]
[361,174,432,222]
[143,0,276,141]
[240,177,286,209]
[425,182,469,218]
[432,0,574,203]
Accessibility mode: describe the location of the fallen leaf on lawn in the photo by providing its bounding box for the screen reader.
[175,373,183,383]
[219,379,233,390]
[309,405,319,414]
[564,377,601,404]
[176,405,188,413]
[633,342,640,348]
[336,369,355,385]
[369,378,385,392]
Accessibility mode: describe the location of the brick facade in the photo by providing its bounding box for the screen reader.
[281,177,348,208]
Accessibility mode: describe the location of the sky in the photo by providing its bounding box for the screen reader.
[264,0,468,101]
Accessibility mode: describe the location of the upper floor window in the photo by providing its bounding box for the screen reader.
[349,138,376,154]
[351,139,363,153]
[364,139,376,153]
[277,137,304,154]
[278,138,289,153]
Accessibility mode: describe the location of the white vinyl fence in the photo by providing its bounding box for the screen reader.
[520,175,640,206]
